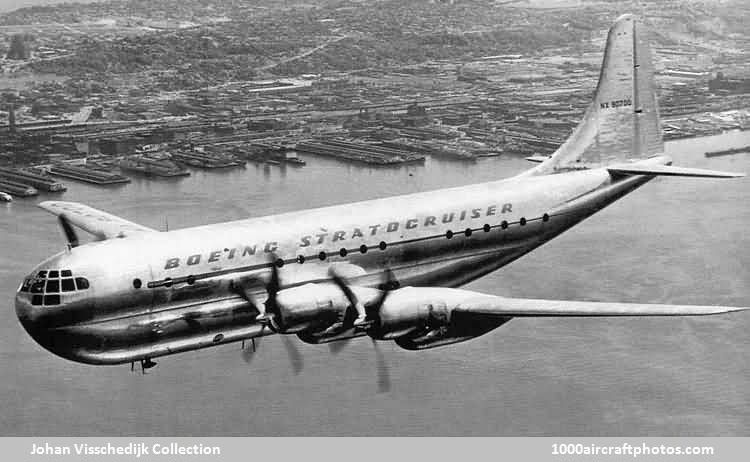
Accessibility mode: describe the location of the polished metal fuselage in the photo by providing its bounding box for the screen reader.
[15,165,654,364]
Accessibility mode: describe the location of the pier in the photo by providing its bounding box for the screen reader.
[48,164,131,185]
[295,139,425,165]
[170,150,245,169]
[119,156,190,177]
[0,179,39,197]
[705,145,750,158]
[0,167,67,192]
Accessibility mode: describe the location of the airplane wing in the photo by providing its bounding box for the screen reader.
[452,294,748,317]
[38,201,157,239]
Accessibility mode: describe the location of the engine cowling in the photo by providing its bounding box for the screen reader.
[274,283,380,336]
[373,287,512,348]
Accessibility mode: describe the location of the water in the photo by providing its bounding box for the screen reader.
[0,1,101,13]
[1,131,749,436]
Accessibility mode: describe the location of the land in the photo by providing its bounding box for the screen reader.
[0,0,749,173]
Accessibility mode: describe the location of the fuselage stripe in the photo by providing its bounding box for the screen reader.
[145,211,557,289]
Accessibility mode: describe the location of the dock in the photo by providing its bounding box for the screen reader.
[295,139,425,165]
[48,164,131,185]
[705,145,750,158]
[0,179,39,197]
[170,150,245,169]
[120,155,190,177]
[0,167,67,192]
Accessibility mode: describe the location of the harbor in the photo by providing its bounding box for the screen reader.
[3,129,749,437]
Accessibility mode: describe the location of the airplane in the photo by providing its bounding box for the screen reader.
[15,15,749,384]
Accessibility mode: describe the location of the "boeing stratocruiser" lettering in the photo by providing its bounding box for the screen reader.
[163,203,512,270]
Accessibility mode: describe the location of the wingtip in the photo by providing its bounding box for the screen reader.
[37,200,57,211]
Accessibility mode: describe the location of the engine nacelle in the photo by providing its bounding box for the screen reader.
[395,316,511,350]
[374,287,453,340]
[375,287,512,346]
[296,329,368,345]
[275,283,380,335]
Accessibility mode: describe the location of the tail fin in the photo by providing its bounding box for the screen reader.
[528,14,663,175]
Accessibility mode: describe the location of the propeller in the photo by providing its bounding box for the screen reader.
[262,259,283,331]
[372,338,391,393]
[240,337,262,364]
[328,269,364,329]
[327,338,352,355]
[281,335,303,375]
[231,256,302,374]
[58,214,80,248]
[367,269,397,393]
[329,267,398,392]
[364,268,397,337]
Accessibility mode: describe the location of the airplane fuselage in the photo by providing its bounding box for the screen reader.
[16,15,747,369]
[15,163,655,364]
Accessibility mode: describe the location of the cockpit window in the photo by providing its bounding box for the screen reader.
[23,270,90,305]
[30,281,45,293]
[45,279,60,293]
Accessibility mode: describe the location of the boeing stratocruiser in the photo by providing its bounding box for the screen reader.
[15,16,748,381]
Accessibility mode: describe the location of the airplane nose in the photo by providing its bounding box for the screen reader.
[15,291,37,331]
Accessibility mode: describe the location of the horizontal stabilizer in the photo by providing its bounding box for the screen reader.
[525,155,550,163]
[607,164,744,178]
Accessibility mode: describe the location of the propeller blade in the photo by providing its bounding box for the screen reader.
[241,345,256,364]
[230,279,263,314]
[329,269,358,307]
[365,268,397,336]
[372,338,391,393]
[281,335,303,375]
[241,338,261,364]
[58,214,79,248]
[329,268,367,329]
[327,338,352,355]
[265,257,282,319]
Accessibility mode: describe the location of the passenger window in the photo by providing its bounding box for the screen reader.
[30,281,45,293]
[45,279,60,293]
[48,270,59,278]
[61,270,72,277]
[44,294,60,306]
[75,278,90,290]
[61,279,76,292]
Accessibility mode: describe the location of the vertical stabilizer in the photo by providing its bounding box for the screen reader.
[525,15,663,176]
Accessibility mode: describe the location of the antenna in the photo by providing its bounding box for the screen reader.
[165,216,169,232]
